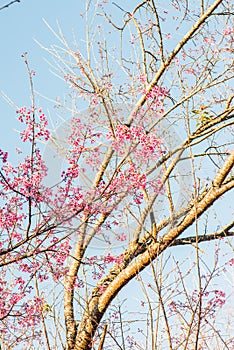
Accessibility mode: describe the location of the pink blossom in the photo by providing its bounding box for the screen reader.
[0,149,8,162]
[116,233,127,241]
[223,26,234,35]
[185,67,196,75]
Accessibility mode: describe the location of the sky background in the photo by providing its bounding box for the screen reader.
[0,1,233,347]
[0,0,145,155]
[0,0,89,154]
[0,0,233,268]
[1,1,233,254]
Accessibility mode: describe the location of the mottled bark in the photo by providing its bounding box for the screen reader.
[72,151,234,350]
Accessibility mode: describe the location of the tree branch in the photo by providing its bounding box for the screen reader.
[74,153,234,349]
[172,221,234,246]
[0,0,20,11]
[125,0,223,126]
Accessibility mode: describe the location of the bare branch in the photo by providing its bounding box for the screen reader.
[172,221,234,246]
[0,0,20,11]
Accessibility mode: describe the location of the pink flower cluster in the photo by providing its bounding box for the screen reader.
[17,107,50,142]
[0,269,44,331]
[169,288,227,321]
[103,164,146,205]
[109,124,162,161]
[145,85,167,110]
[0,149,8,163]
[88,253,124,282]
[0,203,26,232]
[223,26,234,35]
[52,239,72,265]
[103,252,124,265]
[1,149,47,202]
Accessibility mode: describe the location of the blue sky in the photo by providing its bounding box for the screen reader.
[1,0,232,239]
[1,0,232,247]
[0,2,233,347]
[0,0,88,153]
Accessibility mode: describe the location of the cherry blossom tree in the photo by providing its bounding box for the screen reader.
[0,1,234,349]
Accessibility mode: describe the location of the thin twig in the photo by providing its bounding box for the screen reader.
[97,324,108,350]
[0,0,20,11]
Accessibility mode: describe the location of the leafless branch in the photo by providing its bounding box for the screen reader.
[0,0,20,11]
